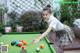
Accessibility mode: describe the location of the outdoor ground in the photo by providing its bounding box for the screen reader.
[64,37,80,53]
[64,50,80,53]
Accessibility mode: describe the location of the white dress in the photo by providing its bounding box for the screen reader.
[47,15,75,45]
[47,15,64,31]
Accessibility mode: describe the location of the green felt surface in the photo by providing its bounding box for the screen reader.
[0,34,56,53]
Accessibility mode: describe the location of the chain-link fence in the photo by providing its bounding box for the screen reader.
[1,0,54,32]
[7,0,53,15]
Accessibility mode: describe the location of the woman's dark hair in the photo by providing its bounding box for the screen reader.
[43,5,52,14]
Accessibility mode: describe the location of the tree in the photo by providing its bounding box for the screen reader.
[60,0,78,26]
[7,11,18,32]
[20,11,47,32]
[0,5,8,33]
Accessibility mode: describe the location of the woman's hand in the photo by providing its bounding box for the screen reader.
[31,39,40,44]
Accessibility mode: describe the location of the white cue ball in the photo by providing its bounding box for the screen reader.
[37,48,40,50]
[36,48,40,52]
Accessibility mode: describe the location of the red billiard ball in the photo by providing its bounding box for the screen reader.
[18,42,22,47]
[39,44,45,49]
[21,46,26,49]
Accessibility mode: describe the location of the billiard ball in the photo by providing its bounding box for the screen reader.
[15,41,19,46]
[11,41,16,46]
[19,40,23,42]
[21,46,26,49]
[19,40,23,44]
[22,41,28,45]
[20,48,27,53]
[18,42,22,47]
[39,44,44,49]
[36,48,40,52]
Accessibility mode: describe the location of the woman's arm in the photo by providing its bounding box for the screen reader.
[31,26,52,44]
[39,26,52,40]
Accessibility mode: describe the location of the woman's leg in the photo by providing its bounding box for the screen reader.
[48,31,64,53]
[64,25,75,42]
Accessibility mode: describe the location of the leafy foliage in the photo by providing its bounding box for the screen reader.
[0,5,8,33]
[60,0,78,26]
[7,11,20,32]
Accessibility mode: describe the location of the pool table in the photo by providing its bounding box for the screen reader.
[0,32,56,53]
